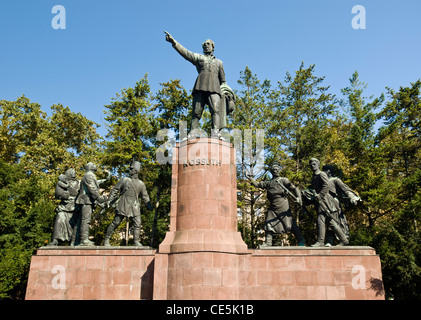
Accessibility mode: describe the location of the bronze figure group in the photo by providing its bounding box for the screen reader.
[249,158,360,247]
[49,161,153,247]
[49,157,359,248]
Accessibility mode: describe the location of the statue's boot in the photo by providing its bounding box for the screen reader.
[325,229,335,247]
[48,239,59,247]
[212,115,223,140]
[311,241,325,247]
[79,224,94,246]
[312,221,326,247]
[103,225,116,247]
[291,223,306,246]
[260,231,273,247]
[332,225,349,246]
[80,239,95,246]
[133,228,143,247]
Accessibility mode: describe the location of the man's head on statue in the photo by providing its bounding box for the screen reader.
[309,158,320,172]
[202,39,215,55]
[270,164,281,178]
[85,162,97,172]
[65,168,76,181]
[129,161,141,176]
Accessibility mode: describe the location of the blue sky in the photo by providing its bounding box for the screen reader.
[1,0,420,137]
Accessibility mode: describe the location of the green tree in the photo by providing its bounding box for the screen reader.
[0,96,48,165]
[0,96,102,185]
[152,79,191,135]
[232,66,274,247]
[0,160,55,299]
[101,75,165,246]
[102,74,155,175]
[338,71,385,229]
[372,81,421,299]
[0,96,102,299]
[272,63,339,183]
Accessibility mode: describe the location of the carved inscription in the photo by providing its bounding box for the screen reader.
[182,158,221,168]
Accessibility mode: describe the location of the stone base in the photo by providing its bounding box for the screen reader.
[26,246,384,300]
[153,246,384,300]
[158,229,248,254]
[25,246,155,300]
[243,246,384,300]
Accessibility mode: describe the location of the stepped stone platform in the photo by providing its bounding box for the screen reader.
[25,245,384,300]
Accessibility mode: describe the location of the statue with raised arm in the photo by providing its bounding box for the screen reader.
[165,31,234,138]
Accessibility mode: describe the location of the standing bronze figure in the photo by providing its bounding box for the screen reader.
[306,158,349,247]
[248,165,305,247]
[48,169,81,246]
[76,162,107,246]
[323,165,361,246]
[103,161,153,247]
[165,31,231,137]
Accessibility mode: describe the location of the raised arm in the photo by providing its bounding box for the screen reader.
[283,178,303,206]
[246,173,267,189]
[165,31,199,65]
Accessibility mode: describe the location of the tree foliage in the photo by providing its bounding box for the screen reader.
[0,96,102,299]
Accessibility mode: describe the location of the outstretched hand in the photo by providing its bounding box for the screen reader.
[164,30,175,44]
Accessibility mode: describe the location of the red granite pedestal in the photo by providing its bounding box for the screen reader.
[154,138,249,299]
[241,246,384,299]
[25,247,155,300]
[153,246,384,300]
[158,138,248,254]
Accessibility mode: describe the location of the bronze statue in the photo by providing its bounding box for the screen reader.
[323,164,361,246]
[75,162,107,246]
[165,31,234,137]
[103,161,153,247]
[305,158,349,247]
[248,165,305,247]
[48,169,81,246]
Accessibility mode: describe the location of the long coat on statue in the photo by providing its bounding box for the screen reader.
[171,41,226,96]
[255,177,296,234]
[107,177,151,218]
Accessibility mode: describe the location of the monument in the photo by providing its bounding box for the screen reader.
[25,33,385,300]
